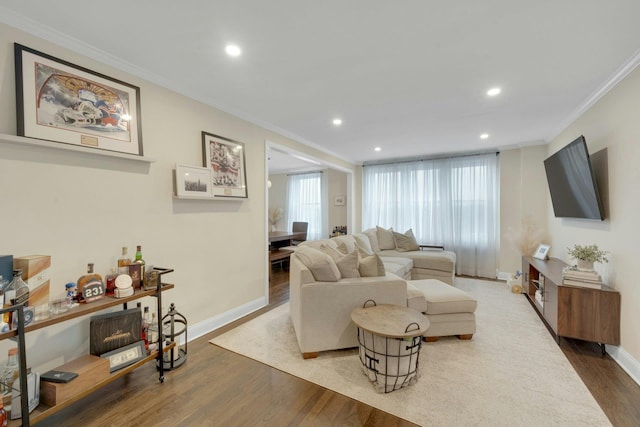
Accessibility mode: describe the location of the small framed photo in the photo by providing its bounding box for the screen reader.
[100,340,146,372]
[334,195,346,206]
[202,132,248,198]
[175,164,213,198]
[533,244,551,260]
[14,43,143,156]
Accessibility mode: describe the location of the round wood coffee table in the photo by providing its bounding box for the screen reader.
[351,303,429,393]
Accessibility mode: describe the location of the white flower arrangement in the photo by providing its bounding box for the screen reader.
[269,207,283,227]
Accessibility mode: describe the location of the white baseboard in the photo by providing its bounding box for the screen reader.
[185,296,268,344]
[607,344,640,386]
[496,271,512,281]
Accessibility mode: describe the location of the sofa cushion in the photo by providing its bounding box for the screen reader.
[379,256,413,279]
[376,226,396,250]
[319,244,360,279]
[410,279,477,315]
[331,235,357,254]
[353,233,374,256]
[406,282,428,312]
[363,228,381,252]
[393,229,419,252]
[295,246,341,282]
[359,254,386,277]
[378,249,456,273]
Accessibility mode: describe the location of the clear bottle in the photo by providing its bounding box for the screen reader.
[117,246,131,275]
[148,312,159,346]
[0,348,19,413]
[142,306,150,351]
[105,267,119,296]
[133,245,146,288]
[3,271,30,326]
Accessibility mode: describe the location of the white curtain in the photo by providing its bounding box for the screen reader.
[286,172,323,241]
[362,154,499,278]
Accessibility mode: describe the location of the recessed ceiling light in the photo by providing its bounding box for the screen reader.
[225,44,241,57]
[332,118,342,126]
[374,147,381,152]
[480,133,489,140]
[487,87,501,97]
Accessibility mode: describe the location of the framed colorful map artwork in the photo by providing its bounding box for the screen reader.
[14,43,143,156]
[201,131,248,198]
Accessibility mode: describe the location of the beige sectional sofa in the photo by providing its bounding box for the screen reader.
[289,229,476,358]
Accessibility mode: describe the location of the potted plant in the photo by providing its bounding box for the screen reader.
[268,207,283,232]
[567,244,609,271]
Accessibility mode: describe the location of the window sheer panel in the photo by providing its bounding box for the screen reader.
[363,154,498,279]
[286,173,323,241]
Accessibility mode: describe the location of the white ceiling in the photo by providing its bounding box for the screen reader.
[2,2,640,165]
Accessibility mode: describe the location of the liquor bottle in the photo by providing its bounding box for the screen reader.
[0,396,6,427]
[133,245,146,288]
[0,348,19,413]
[142,306,150,350]
[2,271,30,326]
[105,268,119,296]
[76,263,103,302]
[117,246,131,275]
[148,312,159,346]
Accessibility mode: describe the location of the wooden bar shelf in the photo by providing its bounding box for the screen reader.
[2,281,174,425]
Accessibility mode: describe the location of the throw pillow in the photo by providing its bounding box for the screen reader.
[295,246,341,282]
[334,250,361,278]
[363,228,381,252]
[376,226,396,250]
[319,244,360,278]
[353,233,374,256]
[359,254,386,277]
[393,228,420,252]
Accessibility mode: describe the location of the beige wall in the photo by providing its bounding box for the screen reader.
[267,173,288,230]
[498,146,549,276]
[547,65,640,370]
[0,22,355,371]
[327,169,348,234]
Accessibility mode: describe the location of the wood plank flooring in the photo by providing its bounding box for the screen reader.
[41,269,640,426]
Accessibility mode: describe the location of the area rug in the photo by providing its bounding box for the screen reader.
[210,277,611,426]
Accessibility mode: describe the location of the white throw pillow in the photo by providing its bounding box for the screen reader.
[393,228,419,252]
[363,228,380,252]
[376,226,396,250]
[295,246,341,282]
[319,244,360,278]
[359,254,386,277]
[353,233,374,256]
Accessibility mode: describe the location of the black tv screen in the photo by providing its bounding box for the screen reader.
[543,135,604,220]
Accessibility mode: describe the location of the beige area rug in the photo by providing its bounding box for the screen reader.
[210,277,611,426]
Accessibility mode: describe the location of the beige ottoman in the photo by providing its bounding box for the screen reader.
[408,279,477,342]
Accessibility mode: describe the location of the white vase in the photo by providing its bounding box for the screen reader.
[577,259,595,271]
[271,224,276,232]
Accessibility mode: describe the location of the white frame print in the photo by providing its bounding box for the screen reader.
[202,131,248,198]
[334,195,346,206]
[175,164,213,198]
[15,43,143,156]
[533,243,551,260]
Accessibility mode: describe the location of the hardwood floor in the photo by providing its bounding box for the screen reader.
[41,270,639,426]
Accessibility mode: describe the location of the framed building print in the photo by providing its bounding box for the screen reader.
[174,164,213,198]
[14,43,143,156]
[201,131,248,198]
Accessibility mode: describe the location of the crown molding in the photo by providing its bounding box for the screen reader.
[548,48,640,142]
[0,7,353,165]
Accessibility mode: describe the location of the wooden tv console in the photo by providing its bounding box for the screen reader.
[522,256,620,353]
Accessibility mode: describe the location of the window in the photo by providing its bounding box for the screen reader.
[363,154,499,278]
[286,172,323,241]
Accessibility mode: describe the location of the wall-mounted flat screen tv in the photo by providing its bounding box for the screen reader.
[543,135,604,220]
